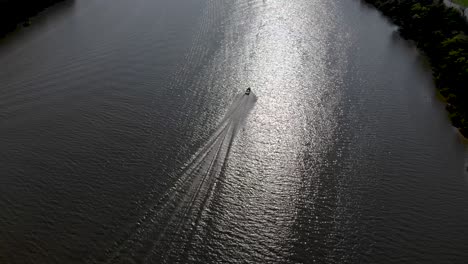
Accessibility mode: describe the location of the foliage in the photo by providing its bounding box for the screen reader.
[452,0,468,7]
[363,0,468,137]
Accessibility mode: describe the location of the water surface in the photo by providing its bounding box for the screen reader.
[1,0,468,263]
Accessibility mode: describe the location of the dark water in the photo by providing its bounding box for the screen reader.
[1,0,468,263]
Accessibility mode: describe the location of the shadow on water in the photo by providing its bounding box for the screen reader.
[96,92,256,264]
[0,0,76,47]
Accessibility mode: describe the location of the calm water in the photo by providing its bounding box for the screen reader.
[1,0,468,263]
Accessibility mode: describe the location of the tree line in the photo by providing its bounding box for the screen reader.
[0,0,66,37]
[363,0,468,137]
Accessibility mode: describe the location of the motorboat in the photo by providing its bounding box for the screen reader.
[245,87,251,95]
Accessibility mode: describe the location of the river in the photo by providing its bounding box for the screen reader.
[1,0,468,263]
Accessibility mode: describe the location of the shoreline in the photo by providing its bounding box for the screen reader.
[362,0,468,139]
[0,0,68,38]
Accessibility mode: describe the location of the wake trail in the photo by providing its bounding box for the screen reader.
[95,93,255,264]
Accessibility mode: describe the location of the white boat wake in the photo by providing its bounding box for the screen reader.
[95,92,256,264]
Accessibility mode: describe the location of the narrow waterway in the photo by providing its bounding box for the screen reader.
[1,0,467,263]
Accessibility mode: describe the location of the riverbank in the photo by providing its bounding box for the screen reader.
[363,0,468,138]
[0,0,67,37]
